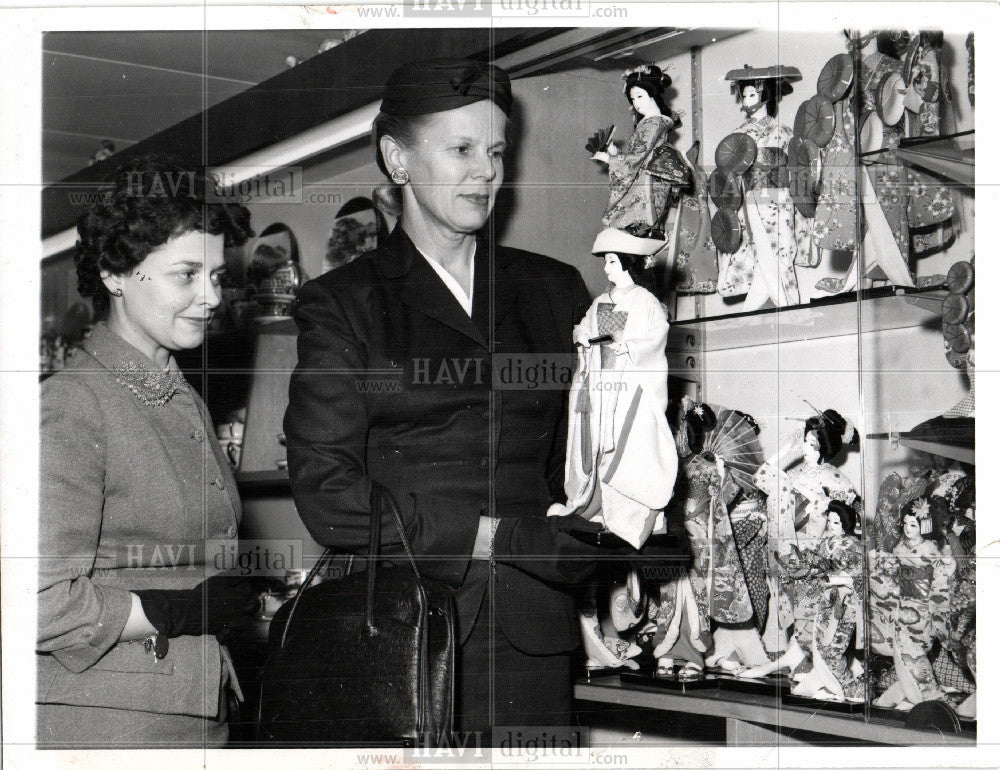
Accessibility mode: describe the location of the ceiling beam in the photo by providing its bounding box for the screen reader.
[42,26,567,239]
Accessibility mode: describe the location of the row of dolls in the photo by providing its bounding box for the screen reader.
[592,29,962,310]
[579,399,975,714]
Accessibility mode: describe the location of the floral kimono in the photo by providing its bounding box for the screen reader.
[854,52,956,288]
[889,537,956,703]
[654,454,717,666]
[754,458,860,556]
[672,162,719,293]
[604,114,679,234]
[708,489,762,627]
[564,285,677,548]
[754,457,859,636]
[716,114,802,305]
[782,533,865,700]
[812,102,858,252]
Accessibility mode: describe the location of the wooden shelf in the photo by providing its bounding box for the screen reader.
[668,287,946,352]
[575,674,974,746]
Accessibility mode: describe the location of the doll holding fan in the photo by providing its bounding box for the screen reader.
[591,65,692,243]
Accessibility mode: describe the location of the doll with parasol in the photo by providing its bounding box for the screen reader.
[654,404,774,676]
[589,65,692,246]
[711,64,809,310]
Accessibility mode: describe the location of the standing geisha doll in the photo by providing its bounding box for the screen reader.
[563,227,677,546]
[775,500,866,701]
[656,408,770,673]
[875,498,956,709]
[713,65,805,309]
[652,400,718,678]
[591,65,691,241]
[562,227,677,671]
[741,409,860,676]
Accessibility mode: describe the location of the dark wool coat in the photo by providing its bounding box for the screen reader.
[284,227,591,651]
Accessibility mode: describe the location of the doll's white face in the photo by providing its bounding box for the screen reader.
[629,86,661,118]
[741,84,762,111]
[603,252,634,289]
[803,430,821,465]
[825,509,845,537]
[902,513,921,543]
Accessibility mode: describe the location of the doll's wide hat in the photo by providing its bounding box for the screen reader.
[591,227,665,256]
[724,64,802,84]
[817,54,854,102]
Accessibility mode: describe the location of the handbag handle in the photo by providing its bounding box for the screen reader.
[276,482,421,648]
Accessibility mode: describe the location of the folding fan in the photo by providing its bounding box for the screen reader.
[701,407,765,493]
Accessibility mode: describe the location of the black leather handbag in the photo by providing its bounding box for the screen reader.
[257,484,456,747]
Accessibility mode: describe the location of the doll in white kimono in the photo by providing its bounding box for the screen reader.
[563,227,678,548]
[558,227,678,671]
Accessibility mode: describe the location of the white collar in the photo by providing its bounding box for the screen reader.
[418,245,475,317]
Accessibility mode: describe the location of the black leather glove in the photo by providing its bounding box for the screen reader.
[493,514,638,585]
[135,574,260,639]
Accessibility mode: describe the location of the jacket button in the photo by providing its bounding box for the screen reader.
[193,427,205,441]
[479,408,491,420]
[226,524,237,538]
[478,501,489,513]
[478,457,489,469]
[214,476,226,490]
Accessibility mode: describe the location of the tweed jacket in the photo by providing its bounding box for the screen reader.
[285,227,592,653]
[37,323,240,745]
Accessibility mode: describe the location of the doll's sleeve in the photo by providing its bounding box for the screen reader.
[608,119,666,177]
[617,290,669,367]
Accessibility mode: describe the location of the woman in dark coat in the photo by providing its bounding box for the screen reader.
[37,159,254,747]
[284,59,634,741]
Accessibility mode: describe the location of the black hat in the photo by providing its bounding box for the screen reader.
[380,58,513,117]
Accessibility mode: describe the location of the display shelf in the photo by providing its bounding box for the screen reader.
[868,417,974,464]
[574,674,974,746]
[898,437,973,464]
[668,287,946,352]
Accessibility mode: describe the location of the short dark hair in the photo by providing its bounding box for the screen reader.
[75,156,253,321]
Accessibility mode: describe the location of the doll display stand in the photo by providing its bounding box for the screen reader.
[711,671,794,697]
[782,692,866,714]
[621,670,722,693]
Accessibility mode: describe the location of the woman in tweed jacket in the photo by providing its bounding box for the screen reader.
[37,159,253,747]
